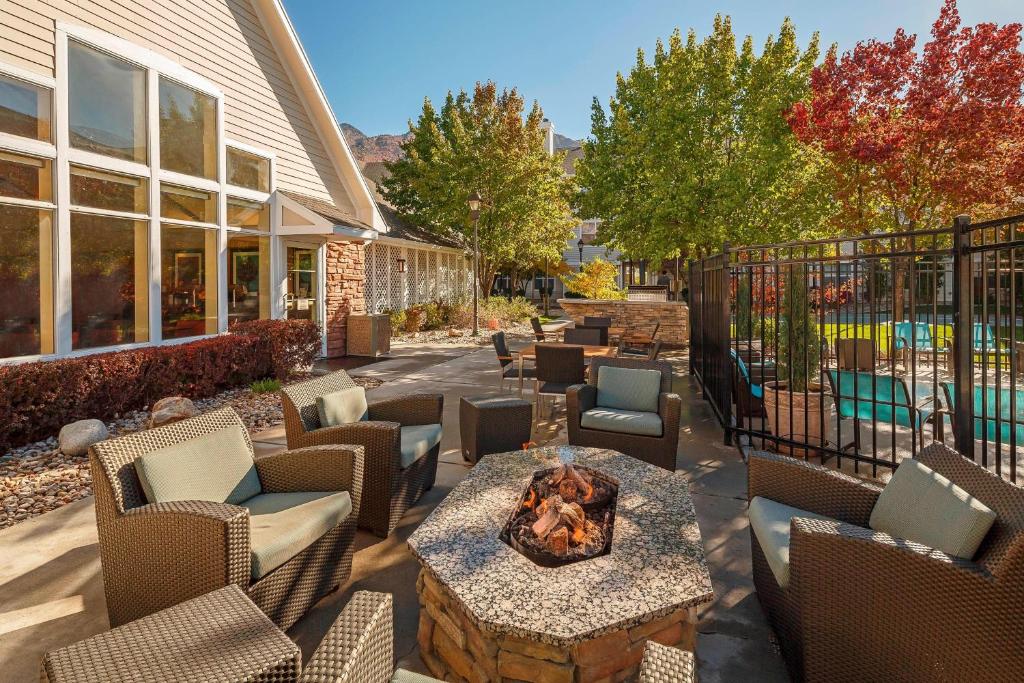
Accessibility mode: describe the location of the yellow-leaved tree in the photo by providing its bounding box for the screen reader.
[560,258,625,300]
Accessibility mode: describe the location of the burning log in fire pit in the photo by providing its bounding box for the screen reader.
[502,464,618,567]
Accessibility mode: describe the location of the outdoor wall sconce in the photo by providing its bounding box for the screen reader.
[396,257,407,273]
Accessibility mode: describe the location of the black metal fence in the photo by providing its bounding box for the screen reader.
[689,213,1024,483]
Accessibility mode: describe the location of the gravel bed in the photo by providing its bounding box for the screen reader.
[393,322,535,345]
[0,374,383,530]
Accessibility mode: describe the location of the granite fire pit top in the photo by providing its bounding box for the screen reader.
[407,446,713,646]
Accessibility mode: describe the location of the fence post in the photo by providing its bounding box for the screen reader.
[687,259,696,376]
[721,242,732,445]
[952,214,973,458]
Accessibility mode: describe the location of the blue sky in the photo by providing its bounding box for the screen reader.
[283,1,1023,141]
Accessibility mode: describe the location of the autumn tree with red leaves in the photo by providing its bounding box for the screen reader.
[788,0,1024,235]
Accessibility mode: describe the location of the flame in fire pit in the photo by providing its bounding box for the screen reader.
[502,464,619,567]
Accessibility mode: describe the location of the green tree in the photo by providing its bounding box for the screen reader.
[576,16,828,261]
[560,258,625,300]
[382,83,577,297]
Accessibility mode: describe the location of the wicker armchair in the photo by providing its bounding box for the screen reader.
[42,587,393,683]
[90,407,362,630]
[281,370,443,537]
[748,445,1024,682]
[566,356,680,471]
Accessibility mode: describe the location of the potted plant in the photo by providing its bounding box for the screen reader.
[763,263,824,457]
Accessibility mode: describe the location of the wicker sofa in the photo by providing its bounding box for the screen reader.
[566,356,681,471]
[90,407,362,630]
[281,370,443,537]
[748,444,1024,682]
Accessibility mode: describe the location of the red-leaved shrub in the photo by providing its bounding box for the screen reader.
[0,319,321,451]
[233,319,321,380]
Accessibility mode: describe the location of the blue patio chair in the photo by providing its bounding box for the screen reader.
[939,381,1024,446]
[889,321,948,371]
[825,369,937,455]
[730,348,776,420]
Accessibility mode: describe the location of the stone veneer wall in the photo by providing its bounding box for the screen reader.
[558,299,689,347]
[324,241,367,357]
[416,569,696,683]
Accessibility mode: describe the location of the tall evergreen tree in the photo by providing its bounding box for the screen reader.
[381,83,577,297]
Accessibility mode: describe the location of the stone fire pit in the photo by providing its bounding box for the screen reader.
[407,446,713,683]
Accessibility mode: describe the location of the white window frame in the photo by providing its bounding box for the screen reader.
[0,65,58,363]
[0,25,283,365]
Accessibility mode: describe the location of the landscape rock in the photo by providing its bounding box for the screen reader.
[58,419,109,456]
[148,397,199,429]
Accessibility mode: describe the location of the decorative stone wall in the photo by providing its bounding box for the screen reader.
[558,299,689,347]
[324,241,366,357]
[416,569,697,683]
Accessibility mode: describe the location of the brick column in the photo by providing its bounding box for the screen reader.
[324,240,366,357]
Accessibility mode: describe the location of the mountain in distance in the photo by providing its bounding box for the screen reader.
[341,123,409,163]
[343,122,582,164]
[554,132,581,150]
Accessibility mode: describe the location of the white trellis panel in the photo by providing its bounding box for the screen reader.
[428,252,438,301]
[416,251,429,304]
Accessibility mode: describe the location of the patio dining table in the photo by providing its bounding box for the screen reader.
[513,343,618,396]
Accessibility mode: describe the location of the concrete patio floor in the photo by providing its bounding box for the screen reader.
[0,339,788,682]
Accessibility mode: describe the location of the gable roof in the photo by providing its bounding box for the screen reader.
[250,0,386,233]
[279,190,376,232]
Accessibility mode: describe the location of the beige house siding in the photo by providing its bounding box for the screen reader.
[0,0,356,214]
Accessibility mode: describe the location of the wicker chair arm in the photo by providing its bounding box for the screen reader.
[659,393,682,435]
[638,641,696,682]
[256,445,364,515]
[791,517,989,582]
[299,591,394,683]
[119,500,252,590]
[566,383,597,419]
[368,393,444,426]
[748,451,883,526]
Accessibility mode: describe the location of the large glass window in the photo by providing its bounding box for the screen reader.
[161,183,217,223]
[227,234,270,324]
[0,151,52,201]
[0,205,53,358]
[68,41,146,163]
[70,213,148,350]
[161,224,218,338]
[159,78,217,179]
[227,197,269,231]
[226,147,269,192]
[0,72,51,141]
[71,165,147,214]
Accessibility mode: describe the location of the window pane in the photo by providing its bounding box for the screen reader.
[0,72,51,141]
[227,234,270,324]
[71,165,147,214]
[69,41,146,163]
[227,197,269,231]
[0,205,53,358]
[70,213,149,350]
[159,78,217,179]
[0,151,52,201]
[160,183,217,223]
[226,147,269,192]
[161,224,218,338]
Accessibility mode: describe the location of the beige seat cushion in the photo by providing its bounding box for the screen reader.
[400,424,442,469]
[870,458,996,559]
[595,365,662,413]
[748,496,843,588]
[316,386,368,427]
[581,407,663,437]
[134,425,260,505]
[242,491,352,579]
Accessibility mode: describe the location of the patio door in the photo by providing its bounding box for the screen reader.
[285,246,319,322]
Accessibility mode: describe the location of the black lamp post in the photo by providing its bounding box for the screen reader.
[577,238,585,271]
[467,191,482,336]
